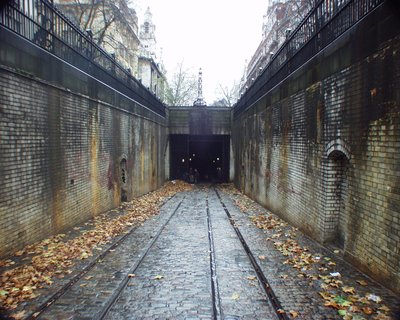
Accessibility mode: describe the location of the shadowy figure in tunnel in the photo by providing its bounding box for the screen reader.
[188,168,194,184]
[216,167,222,182]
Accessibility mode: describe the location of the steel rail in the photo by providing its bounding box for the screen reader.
[214,188,289,320]
[24,194,180,320]
[206,197,222,320]
[96,197,185,320]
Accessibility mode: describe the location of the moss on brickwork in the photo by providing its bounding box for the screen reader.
[0,29,167,260]
[233,9,400,293]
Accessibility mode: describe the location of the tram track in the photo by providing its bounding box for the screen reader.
[214,187,289,320]
[24,195,184,320]
[25,187,288,319]
[206,197,222,320]
[97,197,184,319]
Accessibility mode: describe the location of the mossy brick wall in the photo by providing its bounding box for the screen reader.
[0,28,167,258]
[232,2,400,293]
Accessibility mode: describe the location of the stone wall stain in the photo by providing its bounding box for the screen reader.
[89,105,100,217]
[0,31,167,258]
[233,25,400,293]
[47,89,65,233]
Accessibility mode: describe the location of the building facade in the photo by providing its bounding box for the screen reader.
[240,0,312,94]
[54,1,167,100]
[137,7,167,101]
[55,0,140,76]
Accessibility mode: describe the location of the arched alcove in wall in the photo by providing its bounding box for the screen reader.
[323,139,351,247]
[327,150,350,248]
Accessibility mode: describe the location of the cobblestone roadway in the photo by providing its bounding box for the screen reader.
[106,188,277,319]
[22,186,399,320]
[216,188,400,319]
[38,194,186,320]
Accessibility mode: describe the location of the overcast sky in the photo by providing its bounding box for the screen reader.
[135,0,268,103]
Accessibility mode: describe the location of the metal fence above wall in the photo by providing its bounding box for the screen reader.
[0,0,166,117]
[233,0,384,117]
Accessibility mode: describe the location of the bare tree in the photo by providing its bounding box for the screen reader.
[55,0,138,47]
[165,61,198,106]
[55,0,140,73]
[213,81,240,107]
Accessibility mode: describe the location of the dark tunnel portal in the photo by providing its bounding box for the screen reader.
[170,135,230,183]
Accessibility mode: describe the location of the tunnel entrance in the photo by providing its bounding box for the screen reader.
[170,134,230,183]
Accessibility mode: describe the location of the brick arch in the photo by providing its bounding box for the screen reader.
[325,139,351,160]
[321,139,351,247]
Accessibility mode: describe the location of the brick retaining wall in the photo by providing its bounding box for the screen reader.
[0,28,167,258]
[232,2,400,293]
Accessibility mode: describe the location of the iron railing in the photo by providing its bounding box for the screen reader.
[0,0,166,117]
[234,0,384,117]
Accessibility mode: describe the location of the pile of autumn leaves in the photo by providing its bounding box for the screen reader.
[0,180,192,311]
[220,184,393,320]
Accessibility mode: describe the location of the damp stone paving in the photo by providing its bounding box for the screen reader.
[2,185,399,320]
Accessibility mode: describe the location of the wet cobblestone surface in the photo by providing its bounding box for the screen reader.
[216,187,400,320]
[207,190,277,319]
[105,191,212,319]
[37,194,186,320]
[2,185,399,320]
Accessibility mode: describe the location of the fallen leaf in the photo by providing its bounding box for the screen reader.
[22,286,33,293]
[356,280,368,286]
[373,315,393,320]
[289,310,298,318]
[338,310,347,316]
[342,286,356,294]
[358,297,370,304]
[80,252,89,259]
[258,255,266,260]
[334,296,352,307]
[378,305,390,312]
[324,300,340,309]
[10,311,26,320]
[247,276,257,281]
[348,305,362,313]
[231,292,240,300]
[84,276,94,280]
[154,275,164,280]
[0,290,8,297]
[362,306,374,315]
[277,309,285,314]
[319,291,332,300]
[330,280,343,288]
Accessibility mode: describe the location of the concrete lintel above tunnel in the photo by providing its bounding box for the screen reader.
[168,107,232,136]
